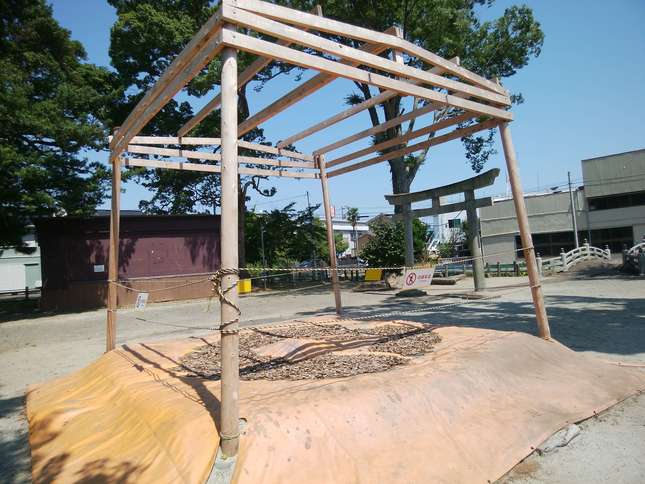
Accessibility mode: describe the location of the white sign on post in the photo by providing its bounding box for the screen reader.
[403,267,435,289]
[134,292,149,310]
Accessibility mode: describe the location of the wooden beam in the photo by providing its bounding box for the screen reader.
[327,118,500,177]
[125,144,315,168]
[314,103,438,156]
[216,31,513,129]
[385,168,500,205]
[390,197,493,219]
[111,10,223,155]
[110,135,221,145]
[113,33,225,158]
[178,5,324,137]
[237,140,313,161]
[126,144,220,161]
[238,28,395,138]
[222,6,510,106]
[106,153,120,352]
[327,112,475,168]
[227,0,508,96]
[279,57,458,149]
[123,158,318,178]
[113,136,313,161]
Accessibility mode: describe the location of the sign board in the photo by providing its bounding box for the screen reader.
[134,292,149,310]
[403,267,435,289]
[93,264,105,273]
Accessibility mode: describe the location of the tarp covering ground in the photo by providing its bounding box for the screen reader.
[26,322,645,483]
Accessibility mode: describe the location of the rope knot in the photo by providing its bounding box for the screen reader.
[211,268,241,335]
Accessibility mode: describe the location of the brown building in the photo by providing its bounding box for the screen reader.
[35,213,220,310]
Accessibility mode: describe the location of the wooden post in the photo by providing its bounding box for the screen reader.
[465,189,486,291]
[317,154,342,315]
[106,146,121,352]
[219,25,240,458]
[499,122,551,339]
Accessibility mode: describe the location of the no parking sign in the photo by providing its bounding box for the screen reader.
[403,267,435,289]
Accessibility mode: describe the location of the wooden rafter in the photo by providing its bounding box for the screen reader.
[278,57,459,149]
[177,5,324,137]
[313,103,438,155]
[125,144,315,168]
[222,31,513,123]
[123,158,318,179]
[228,0,508,96]
[237,27,396,138]
[327,118,501,177]
[112,136,313,161]
[110,12,224,156]
[222,6,510,105]
[326,112,476,168]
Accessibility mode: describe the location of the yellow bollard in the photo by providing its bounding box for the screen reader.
[238,278,252,294]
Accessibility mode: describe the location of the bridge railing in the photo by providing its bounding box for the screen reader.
[623,239,645,275]
[538,241,611,274]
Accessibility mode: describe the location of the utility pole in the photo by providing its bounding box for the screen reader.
[568,171,579,248]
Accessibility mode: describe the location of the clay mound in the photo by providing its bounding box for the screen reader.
[26,323,645,484]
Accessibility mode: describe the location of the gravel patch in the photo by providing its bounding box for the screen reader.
[178,322,441,380]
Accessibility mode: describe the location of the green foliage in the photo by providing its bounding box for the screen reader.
[244,204,328,267]
[334,233,349,255]
[360,218,431,267]
[345,207,359,227]
[0,0,119,246]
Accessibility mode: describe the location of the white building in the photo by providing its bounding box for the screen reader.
[329,219,370,257]
[0,227,42,293]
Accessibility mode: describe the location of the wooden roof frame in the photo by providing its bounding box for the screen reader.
[108,0,514,179]
[105,0,552,462]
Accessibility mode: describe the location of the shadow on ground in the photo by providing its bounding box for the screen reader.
[0,394,31,484]
[297,280,645,358]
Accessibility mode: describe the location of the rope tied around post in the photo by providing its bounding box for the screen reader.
[210,268,241,335]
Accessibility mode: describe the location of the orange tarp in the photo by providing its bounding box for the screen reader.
[27,324,645,483]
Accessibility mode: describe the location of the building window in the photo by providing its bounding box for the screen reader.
[448,218,462,229]
[588,190,645,211]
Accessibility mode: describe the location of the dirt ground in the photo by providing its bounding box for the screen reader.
[1,267,644,483]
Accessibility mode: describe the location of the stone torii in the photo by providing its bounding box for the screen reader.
[385,168,500,292]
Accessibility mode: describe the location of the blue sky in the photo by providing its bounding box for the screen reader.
[51,0,645,218]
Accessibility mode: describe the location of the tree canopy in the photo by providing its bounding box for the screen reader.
[360,217,431,267]
[0,0,119,247]
[244,203,329,267]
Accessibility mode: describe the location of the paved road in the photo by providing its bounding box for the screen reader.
[1,271,644,483]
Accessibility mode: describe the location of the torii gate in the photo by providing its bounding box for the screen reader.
[385,168,500,292]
